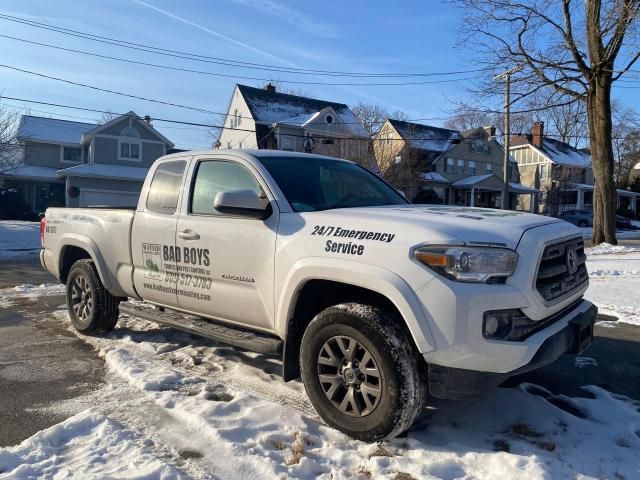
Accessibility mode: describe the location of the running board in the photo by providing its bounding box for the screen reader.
[118,302,283,355]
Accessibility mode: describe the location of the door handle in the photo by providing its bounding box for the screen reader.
[178,229,200,240]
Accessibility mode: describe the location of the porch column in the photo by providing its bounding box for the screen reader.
[530,193,535,213]
[470,187,475,207]
[577,188,585,209]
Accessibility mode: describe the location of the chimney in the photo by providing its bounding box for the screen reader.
[532,121,544,147]
[264,83,276,93]
[144,115,152,125]
[483,125,496,139]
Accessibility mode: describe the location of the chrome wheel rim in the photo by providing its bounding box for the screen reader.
[70,275,93,322]
[317,335,382,417]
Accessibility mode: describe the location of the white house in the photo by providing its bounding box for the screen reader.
[217,84,369,164]
[510,122,639,214]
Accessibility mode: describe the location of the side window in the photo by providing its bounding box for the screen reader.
[191,160,262,216]
[146,160,186,215]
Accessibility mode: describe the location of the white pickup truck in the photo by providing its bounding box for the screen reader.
[41,150,597,441]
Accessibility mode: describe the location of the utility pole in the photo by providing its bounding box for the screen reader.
[495,65,523,210]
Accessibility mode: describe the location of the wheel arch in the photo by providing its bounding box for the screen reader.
[58,234,112,290]
[278,259,435,381]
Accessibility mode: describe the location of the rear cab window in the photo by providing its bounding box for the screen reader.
[146,160,187,215]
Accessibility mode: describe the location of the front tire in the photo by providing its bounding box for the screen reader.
[66,259,120,334]
[300,303,427,441]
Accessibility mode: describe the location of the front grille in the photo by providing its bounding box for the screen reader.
[536,237,588,302]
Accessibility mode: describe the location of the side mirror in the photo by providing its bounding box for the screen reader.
[213,190,271,219]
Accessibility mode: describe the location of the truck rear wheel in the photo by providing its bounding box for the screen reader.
[66,259,120,334]
[300,303,427,441]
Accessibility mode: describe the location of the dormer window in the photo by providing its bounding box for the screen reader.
[470,141,490,154]
[119,126,141,161]
[61,146,82,163]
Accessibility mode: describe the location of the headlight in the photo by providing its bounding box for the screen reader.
[414,245,518,283]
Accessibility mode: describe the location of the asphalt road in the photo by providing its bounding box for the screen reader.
[0,259,106,447]
[1,256,640,447]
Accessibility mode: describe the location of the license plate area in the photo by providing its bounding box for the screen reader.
[568,306,597,354]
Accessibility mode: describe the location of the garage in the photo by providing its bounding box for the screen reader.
[79,189,140,208]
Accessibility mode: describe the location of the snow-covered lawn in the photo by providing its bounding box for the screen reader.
[1,246,639,479]
[585,243,640,326]
[0,220,40,261]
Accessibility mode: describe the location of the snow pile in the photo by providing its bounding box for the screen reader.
[0,409,185,479]
[0,283,65,307]
[586,243,640,256]
[0,221,40,260]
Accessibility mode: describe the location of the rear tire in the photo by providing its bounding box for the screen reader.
[66,259,120,334]
[300,303,427,441]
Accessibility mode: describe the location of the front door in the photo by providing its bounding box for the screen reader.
[175,158,277,332]
[131,159,188,307]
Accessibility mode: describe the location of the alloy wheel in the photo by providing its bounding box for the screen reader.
[317,335,382,417]
[70,275,94,322]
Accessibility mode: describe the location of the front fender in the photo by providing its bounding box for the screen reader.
[276,257,436,353]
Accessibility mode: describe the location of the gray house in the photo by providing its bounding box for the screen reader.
[1,112,174,214]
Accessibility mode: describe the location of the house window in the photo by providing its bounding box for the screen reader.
[239,141,245,149]
[227,142,232,149]
[457,159,464,174]
[119,141,141,160]
[446,158,454,173]
[62,146,82,163]
[540,164,548,179]
[486,163,493,174]
[468,160,476,174]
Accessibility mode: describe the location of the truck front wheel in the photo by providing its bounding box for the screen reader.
[300,303,427,441]
[66,259,120,334]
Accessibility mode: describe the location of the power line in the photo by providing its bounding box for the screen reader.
[0,64,219,115]
[0,33,478,86]
[0,13,486,79]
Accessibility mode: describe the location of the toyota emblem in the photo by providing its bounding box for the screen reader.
[566,247,578,274]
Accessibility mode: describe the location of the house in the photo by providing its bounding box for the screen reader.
[216,84,369,164]
[373,119,536,210]
[511,122,639,214]
[0,112,174,217]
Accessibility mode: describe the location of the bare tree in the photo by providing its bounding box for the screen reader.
[454,0,640,244]
[612,104,640,186]
[0,102,20,173]
[352,103,408,137]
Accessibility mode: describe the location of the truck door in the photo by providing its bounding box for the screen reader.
[175,157,277,332]
[131,159,188,307]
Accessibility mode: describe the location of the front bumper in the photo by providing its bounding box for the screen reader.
[427,301,597,400]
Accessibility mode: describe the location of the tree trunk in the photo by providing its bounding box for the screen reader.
[588,76,618,245]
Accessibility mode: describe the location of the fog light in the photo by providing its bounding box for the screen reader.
[483,311,514,339]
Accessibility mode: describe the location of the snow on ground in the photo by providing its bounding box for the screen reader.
[585,244,640,326]
[2,246,640,479]
[0,410,186,480]
[0,220,40,261]
[579,226,640,240]
[0,283,65,308]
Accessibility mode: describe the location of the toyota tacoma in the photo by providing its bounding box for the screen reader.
[40,150,596,441]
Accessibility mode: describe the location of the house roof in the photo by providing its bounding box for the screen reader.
[16,116,97,144]
[386,119,459,162]
[420,171,449,183]
[452,174,495,187]
[512,135,591,168]
[2,165,59,181]
[236,84,368,137]
[80,111,174,147]
[57,163,148,182]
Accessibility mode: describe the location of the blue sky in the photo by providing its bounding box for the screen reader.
[0,0,638,149]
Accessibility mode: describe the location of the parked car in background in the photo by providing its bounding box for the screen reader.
[556,209,593,228]
[556,209,635,229]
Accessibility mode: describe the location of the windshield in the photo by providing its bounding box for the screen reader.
[258,156,408,212]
